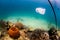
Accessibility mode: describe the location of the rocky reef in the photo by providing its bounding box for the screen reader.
[0,20,60,40]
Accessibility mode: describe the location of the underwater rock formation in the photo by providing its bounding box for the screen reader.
[0,20,60,40]
[48,27,57,36]
[0,20,10,30]
[30,29,50,40]
[8,27,20,39]
[48,27,59,40]
[0,20,6,28]
[20,29,30,40]
[15,22,24,30]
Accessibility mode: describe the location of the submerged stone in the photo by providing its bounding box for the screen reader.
[15,22,24,30]
[30,29,50,40]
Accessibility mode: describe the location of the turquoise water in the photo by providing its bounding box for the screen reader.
[0,0,60,30]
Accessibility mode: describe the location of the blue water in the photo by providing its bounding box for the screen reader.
[0,0,60,30]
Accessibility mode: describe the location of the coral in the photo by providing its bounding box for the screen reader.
[8,27,20,39]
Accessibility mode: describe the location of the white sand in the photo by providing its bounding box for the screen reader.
[4,16,56,30]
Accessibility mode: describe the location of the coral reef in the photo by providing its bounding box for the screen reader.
[0,20,60,40]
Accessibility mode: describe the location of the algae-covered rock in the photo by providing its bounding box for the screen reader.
[30,29,50,40]
[15,22,24,30]
[0,20,10,30]
[48,27,57,36]
[48,27,59,40]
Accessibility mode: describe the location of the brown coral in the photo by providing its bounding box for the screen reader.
[8,27,20,39]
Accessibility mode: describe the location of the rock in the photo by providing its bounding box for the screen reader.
[0,20,10,30]
[0,30,7,38]
[30,29,50,40]
[20,29,29,40]
[15,22,24,30]
[48,27,60,40]
[0,31,1,38]
[50,35,59,40]
[40,32,49,40]
[57,31,60,37]
[3,35,13,40]
[48,27,57,36]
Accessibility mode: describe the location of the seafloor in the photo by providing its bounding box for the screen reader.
[0,20,60,40]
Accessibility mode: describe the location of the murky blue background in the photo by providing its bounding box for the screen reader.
[0,0,60,30]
